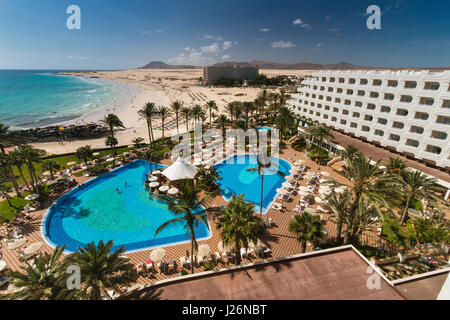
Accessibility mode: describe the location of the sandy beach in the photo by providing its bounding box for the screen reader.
[31,69,313,154]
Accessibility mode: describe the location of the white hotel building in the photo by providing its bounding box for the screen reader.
[287,70,450,170]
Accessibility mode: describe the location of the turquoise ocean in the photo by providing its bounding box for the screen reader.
[0,70,136,129]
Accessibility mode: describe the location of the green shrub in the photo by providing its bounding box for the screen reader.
[202,260,215,271]
[180,269,189,276]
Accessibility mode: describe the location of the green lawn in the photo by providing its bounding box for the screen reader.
[381,211,408,245]
[0,194,32,222]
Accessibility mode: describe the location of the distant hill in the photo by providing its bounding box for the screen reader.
[140,61,200,69]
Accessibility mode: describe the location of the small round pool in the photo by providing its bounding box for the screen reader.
[255,126,272,132]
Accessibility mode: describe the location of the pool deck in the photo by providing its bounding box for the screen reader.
[0,144,388,293]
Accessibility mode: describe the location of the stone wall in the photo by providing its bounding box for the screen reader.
[14,124,110,143]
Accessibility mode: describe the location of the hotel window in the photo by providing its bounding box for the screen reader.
[328,87,334,92]
[392,121,405,129]
[305,101,309,105]
[405,139,420,148]
[352,112,360,118]
[347,89,354,95]
[310,102,315,107]
[424,82,440,90]
[374,129,384,137]
[339,78,345,83]
[387,80,398,87]
[373,79,382,86]
[319,95,324,100]
[333,107,339,113]
[322,77,326,82]
[337,88,343,93]
[340,119,347,125]
[404,81,417,89]
[335,98,341,103]
[313,86,318,90]
[410,126,424,134]
[316,112,321,117]
[342,109,349,115]
[425,145,442,155]
[370,92,379,98]
[344,100,351,105]
[367,103,376,110]
[326,96,332,101]
[380,106,391,113]
[357,90,365,96]
[442,100,450,108]
[360,79,368,85]
[331,117,337,122]
[312,94,316,98]
[436,116,450,125]
[361,126,370,132]
[384,93,395,101]
[329,77,335,82]
[414,112,429,121]
[349,78,356,84]
[306,93,310,97]
[320,86,325,91]
[355,101,363,107]
[419,97,434,106]
[323,114,329,119]
[396,109,408,116]
[364,115,373,121]
[389,134,401,142]
[309,110,314,115]
[431,131,447,140]
[303,108,307,112]
[325,105,330,110]
[317,104,323,109]
[350,122,357,128]
[400,95,413,103]
[378,118,387,125]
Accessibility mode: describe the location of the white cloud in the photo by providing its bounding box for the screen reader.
[221,54,230,60]
[293,18,312,30]
[317,43,322,48]
[168,49,216,66]
[260,28,271,32]
[201,42,220,53]
[293,18,303,25]
[68,55,88,60]
[222,41,238,50]
[270,41,296,48]
[325,15,332,20]
[140,30,152,35]
[156,30,163,33]
[184,47,190,51]
[203,34,223,41]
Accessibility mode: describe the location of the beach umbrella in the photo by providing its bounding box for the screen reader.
[167,188,179,196]
[321,172,331,177]
[282,182,294,189]
[193,159,202,166]
[25,194,39,201]
[0,261,7,272]
[198,244,211,257]
[299,191,310,197]
[150,247,166,261]
[335,187,347,194]
[8,238,27,250]
[152,170,162,175]
[162,157,199,181]
[93,152,100,156]
[149,182,160,188]
[148,176,158,182]
[218,241,233,252]
[66,161,77,166]
[158,186,169,193]
[299,186,310,192]
[23,241,43,256]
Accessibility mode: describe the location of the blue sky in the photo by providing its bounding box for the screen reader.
[0,0,449,69]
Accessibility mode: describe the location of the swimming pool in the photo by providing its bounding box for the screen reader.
[43,160,210,253]
[255,126,272,132]
[214,154,292,214]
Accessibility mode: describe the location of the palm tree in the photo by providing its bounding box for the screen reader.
[0,123,21,154]
[0,153,20,196]
[204,100,218,127]
[101,114,124,139]
[289,212,325,252]
[66,241,135,300]
[257,89,269,122]
[8,150,30,191]
[196,166,221,192]
[323,191,352,243]
[191,104,203,123]
[105,136,118,156]
[340,144,360,162]
[156,180,216,274]
[0,183,13,207]
[385,157,407,175]
[397,169,444,224]
[216,194,262,265]
[138,102,157,143]
[215,114,229,140]
[306,125,334,148]
[17,145,45,194]
[181,107,191,132]
[2,246,70,300]
[157,106,173,139]
[224,102,236,123]
[242,102,255,129]
[275,106,295,141]
[76,145,93,166]
[170,101,183,134]
[145,149,163,171]
[42,159,60,180]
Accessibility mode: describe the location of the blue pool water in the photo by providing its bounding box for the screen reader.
[43,160,210,253]
[255,126,272,131]
[215,154,292,214]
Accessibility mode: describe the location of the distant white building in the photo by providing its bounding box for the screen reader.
[203,65,259,83]
[287,70,450,169]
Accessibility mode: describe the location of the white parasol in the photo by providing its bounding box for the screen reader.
[149,182,160,188]
[148,176,158,182]
[198,244,211,257]
[8,238,27,250]
[158,186,169,193]
[162,157,199,181]
[0,261,7,272]
[150,247,166,261]
[66,161,77,166]
[167,188,179,196]
[298,191,310,197]
[25,194,39,201]
[23,241,43,255]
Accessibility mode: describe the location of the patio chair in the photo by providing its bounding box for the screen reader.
[167,260,175,273]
